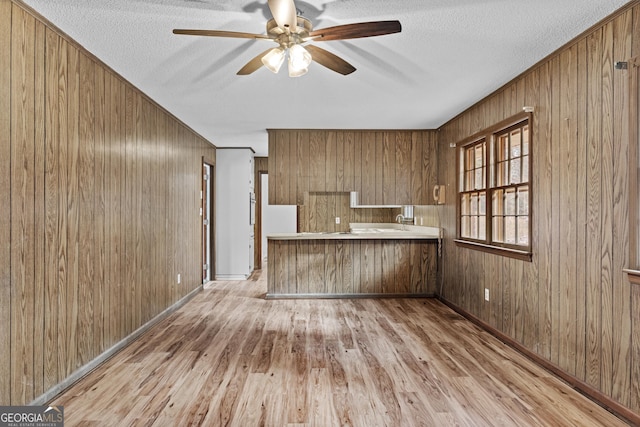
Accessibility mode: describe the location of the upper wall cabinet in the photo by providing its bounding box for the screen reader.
[268,129,438,205]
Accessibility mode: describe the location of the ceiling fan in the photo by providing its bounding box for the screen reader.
[173,0,401,77]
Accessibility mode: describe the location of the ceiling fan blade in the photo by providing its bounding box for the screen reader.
[237,48,273,75]
[173,29,271,40]
[267,0,297,30]
[309,20,401,42]
[305,45,355,75]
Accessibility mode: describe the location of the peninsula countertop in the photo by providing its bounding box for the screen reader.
[267,224,440,241]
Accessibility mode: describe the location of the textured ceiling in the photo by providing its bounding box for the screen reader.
[21,0,632,156]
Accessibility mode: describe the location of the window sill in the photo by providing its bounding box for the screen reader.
[624,269,640,285]
[454,239,532,262]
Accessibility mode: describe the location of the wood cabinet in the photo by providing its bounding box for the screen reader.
[268,129,438,205]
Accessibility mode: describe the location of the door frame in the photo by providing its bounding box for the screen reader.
[202,161,215,283]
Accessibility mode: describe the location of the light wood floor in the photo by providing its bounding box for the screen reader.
[51,269,629,426]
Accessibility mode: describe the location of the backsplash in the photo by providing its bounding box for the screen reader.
[298,192,398,232]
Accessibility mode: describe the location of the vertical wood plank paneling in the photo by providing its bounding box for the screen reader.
[267,240,436,296]
[325,131,337,193]
[342,132,355,192]
[382,132,396,205]
[124,85,135,336]
[104,71,115,348]
[296,240,308,294]
[600,19,615,397]
[0,0,11,405]
[374,132,384,205]
[288,130,298,208]
[437,2,640,417]
[296,131,309,205]
[360,131,375,205]
[558,45,578,375]
[309,131,325,193]
[11,5,36,403]
[55,36,69,388]
[77,51,95,367]
[394,242,410,294]
[93,64,105,354]
[353,132,362,196]
[549,54,561,366]
[278,131,290,204]
[611,10,632,406]
[395,132,411,205]
[66,39,81,376]
[43,26,59,391]
[410,132,423,203]
[325,241,336,293]
[33,19,45,398]
[585,28,603,389]
[268,131,277,204]
[3,1,216,406]
[537,60,553,361]
[140,99,152,323]
[574,39,588,381]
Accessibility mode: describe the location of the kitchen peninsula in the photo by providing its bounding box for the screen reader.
[267,224,439,298]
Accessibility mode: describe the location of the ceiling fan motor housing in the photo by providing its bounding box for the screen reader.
[266,16,313,48]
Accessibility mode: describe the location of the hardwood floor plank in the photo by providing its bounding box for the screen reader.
[51,272,630,426]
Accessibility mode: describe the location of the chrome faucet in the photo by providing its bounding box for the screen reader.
[396,214,405,230]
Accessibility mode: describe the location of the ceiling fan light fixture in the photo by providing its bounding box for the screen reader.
[261,47,285,73]
[288,44,312,77]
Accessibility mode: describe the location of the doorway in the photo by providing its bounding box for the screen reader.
[202,163,214,283]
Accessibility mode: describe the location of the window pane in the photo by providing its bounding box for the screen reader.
[505,189,516,216]
[518,216,529,245]
[479,216,486,240]
[499,135,509,160]
[505,216,516,244]
[493,216,503,242]
[466,170,474,190]
[496,160,507,187]
[461,194,469,215]
[510,129,521,157]
[510,158,521,184]
[470,215,478,239]
[466,147,474,170]
[471,193,478,215]
[479,192,486,215]
[522,155,529,182]
[493,189,504,215]
[522,125,529,155]
[518,187,529,215]
[461,216,470,238]
[475,144,484,168]
[475,168,483,189]
[459,154,465,192]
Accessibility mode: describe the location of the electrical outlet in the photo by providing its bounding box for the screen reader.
[484,288,490,301]
[335,217,340,224]
[177,274,181,284]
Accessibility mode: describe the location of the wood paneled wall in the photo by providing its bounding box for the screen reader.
[268,130,438,206]
[1,0,216,405]
[437,1,640,414]
[268,239,437,296]
[298,192,399,232]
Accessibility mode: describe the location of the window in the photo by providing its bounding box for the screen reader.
[456,113,532,260]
